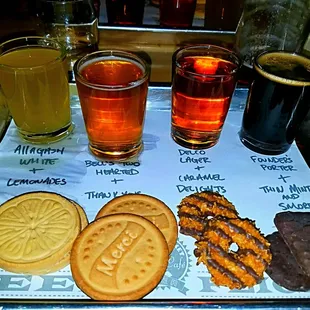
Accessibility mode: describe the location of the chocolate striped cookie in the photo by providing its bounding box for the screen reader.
[195,217,272,289]
[177,191,238,239]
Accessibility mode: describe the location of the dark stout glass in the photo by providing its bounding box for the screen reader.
[239,51,310,155]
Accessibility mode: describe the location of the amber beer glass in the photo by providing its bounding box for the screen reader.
[171,45,240,149]
[0,37,72,144]
[74,50,149,161]
[240,51,310,155]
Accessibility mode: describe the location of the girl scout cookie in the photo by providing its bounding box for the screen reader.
[32,200,89,274]
[71,213,169,300]
[0,191,88,274]
[95,194,178,253]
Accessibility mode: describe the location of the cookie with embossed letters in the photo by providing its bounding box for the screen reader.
[95,194,178,253]
[0,191,82,274]
[70,213,169,300]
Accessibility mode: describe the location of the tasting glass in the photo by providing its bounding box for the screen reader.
[159,0,197,28]
[239,50,310,155]
[171,45,240,149]
[74,50,150,161]
[0,36,72,144]
[106,0,146,26]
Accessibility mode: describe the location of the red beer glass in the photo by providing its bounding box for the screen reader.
[160,0,197,28]
[171,45,240,149]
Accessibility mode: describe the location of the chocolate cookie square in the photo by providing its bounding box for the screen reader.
[274,211,310,277]
[266,232,310,291]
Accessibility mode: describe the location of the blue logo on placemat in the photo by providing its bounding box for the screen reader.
[158,240,191,295]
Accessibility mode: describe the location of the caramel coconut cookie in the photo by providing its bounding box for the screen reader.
[71,214,169,300]
[96,194,178,253]
[195,217,272,290]
[0,191,87,274]
[177,191,239,239]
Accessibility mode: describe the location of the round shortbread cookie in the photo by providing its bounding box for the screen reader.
[95,194,178,253]
[71,213,169,300]
[0,191,81,274]
[29,199,89,275]
[70,200,89,231]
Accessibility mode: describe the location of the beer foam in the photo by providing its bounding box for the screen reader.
[255,52,310,86]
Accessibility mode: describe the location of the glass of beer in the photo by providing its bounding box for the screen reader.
[160,0,197,28]
[0,37,72,144]
[106,0,145,26]
[239,51,310,155]
[74,50,150,161]
[171,45,240,149]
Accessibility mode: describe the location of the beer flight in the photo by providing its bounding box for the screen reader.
[0,36,309,161]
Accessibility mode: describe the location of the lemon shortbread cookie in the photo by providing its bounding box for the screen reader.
[29,198,89,275]
[96,194,178,253]
[0,191,82,274]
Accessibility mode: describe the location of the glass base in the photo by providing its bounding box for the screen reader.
[171,126,220,149]
[89,142,143,162]
[239,128,291,155]
[19,123,74,144]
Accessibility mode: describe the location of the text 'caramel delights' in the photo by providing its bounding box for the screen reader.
[177,191,272,290]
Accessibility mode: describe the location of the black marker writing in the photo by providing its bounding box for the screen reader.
[279,202,310,211]
[14,145,65,156]
[178,149,208,156]
[85,160,114,167]
[260,165,297,171]
[282,193,299,200]
[20,158,59,166]
[7,177,66,187]
[259,186,284,194]
[289,184,310,194]
[178,173,225,182]
[96,168,139,176]
[85,160,141,168]
[85,190,141,200]
[180,157,211,164]
[250,155,293,164]
[176,184,226,194]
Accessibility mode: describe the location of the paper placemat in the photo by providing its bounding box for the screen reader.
[0,104,309,300]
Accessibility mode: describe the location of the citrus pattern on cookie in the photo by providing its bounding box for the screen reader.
[96,194,177,253]
[28,199,89,275]
[71,214,169,300]
[0,191,81,274]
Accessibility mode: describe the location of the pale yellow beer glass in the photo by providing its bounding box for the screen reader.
[0,37,73,143]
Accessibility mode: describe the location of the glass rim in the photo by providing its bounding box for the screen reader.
[254,50,310,86]
[74,50,150,90]
[0,36,66,70]
[175,44,241,77]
